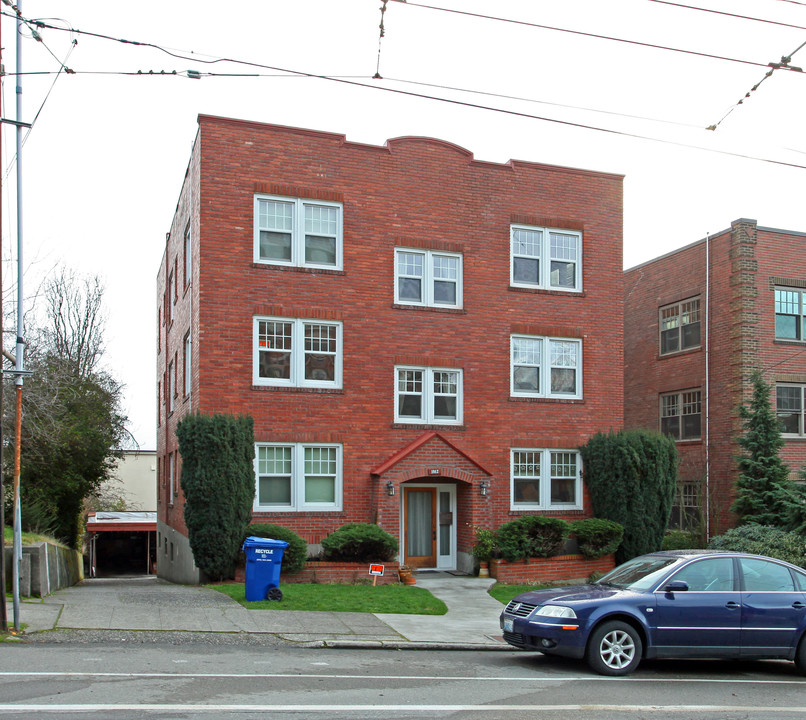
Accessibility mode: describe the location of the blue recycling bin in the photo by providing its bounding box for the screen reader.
[242,536,290,601]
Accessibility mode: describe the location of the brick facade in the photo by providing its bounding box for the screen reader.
[624,219,806,537]
[156,115,625,582]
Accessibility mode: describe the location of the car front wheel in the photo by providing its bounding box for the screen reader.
[796,635,806,675]
[586,621,643,676]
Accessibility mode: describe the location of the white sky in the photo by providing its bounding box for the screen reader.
[2,0,805,450]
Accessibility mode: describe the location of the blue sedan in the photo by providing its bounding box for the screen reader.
[500,550,806,675]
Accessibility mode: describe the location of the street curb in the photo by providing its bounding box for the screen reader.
[306,639,516,651]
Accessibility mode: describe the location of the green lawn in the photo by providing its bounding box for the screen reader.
[489,583,550,605]
[209,582,448,614]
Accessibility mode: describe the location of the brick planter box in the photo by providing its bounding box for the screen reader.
[489,554,615,584]
[235,560,401,585]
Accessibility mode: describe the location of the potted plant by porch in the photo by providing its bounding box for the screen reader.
[470,526,497,578]
[398,564,416,585]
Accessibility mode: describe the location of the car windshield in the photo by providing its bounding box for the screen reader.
[595,555,682,591]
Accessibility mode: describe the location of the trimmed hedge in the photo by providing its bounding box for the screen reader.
[244,523,308,573]
[579,429,677,563]
[175,413,255,581]
[497,516,570,562]
[321,523,398,563]
[708,524,806,569]
[570,518,623,559]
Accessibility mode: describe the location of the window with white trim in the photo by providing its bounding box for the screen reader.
[183,222,192,287]
[254,195,342,269]
[777,383,805,436]
[660,389,702,440]
[168,359,176,413]
[510,224,582,291]
[394,248,462,308]
[168,452,176,502]
[659,298,701,355]
[254,443,342,511]
[254,317,342,388]
[168,270,175,324]
[511,335,582,398]
[183,332,192,397]
[511,449,582,509]
[395,366,462,424]
[775,288,805,341]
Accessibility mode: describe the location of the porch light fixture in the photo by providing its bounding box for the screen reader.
[480,480,488,497]
[386,480,395,497]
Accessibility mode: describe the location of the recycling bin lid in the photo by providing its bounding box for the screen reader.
[242,536,290,549]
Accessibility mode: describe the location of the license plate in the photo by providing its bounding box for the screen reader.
[503,618,514,632]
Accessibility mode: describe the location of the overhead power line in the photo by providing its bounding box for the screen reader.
[648,0,806,31]
[397,1,805,73]
[2,9,805,172]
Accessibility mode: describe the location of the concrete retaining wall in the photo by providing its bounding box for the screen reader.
[156,520,203,584]
[4,542,84,597]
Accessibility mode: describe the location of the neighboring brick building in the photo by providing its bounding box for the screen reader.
[624,219,806,538]
[156,115,624,583]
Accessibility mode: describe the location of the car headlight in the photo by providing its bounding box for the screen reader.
[535,604,577,619]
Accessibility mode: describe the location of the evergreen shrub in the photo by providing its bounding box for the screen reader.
[244,523,308,573]
[579,428,677,564]
[732,371,800,528]
[175,413,255,581]
[570,518,624,559]
[496,516,570,562]
[321,523,398,563]
[708,524,806,569]
[661,529,704,551]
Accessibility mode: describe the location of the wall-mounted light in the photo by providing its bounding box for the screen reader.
[386,480,395,497]
[480,480,488,497]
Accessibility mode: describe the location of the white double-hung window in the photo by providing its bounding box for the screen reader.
[510,224,582,291]
[254,317,342,388]
[395,248,462,308]
[511,449,582,510]
[511,335,582,398]
[395,366,462,424]
[777,384,805,436]
[775,288,806,341]
[254,195,343,269]
[254,443,342,511]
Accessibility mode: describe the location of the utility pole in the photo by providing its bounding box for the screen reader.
[10,0,26,634]
[0,0,7,636]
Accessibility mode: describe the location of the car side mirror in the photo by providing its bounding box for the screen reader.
[664,580,689,593]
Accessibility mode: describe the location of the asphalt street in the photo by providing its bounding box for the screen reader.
[1,643,805,719]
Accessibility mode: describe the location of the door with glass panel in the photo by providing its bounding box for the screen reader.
[404,488,437,568]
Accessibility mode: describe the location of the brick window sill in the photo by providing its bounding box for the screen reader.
[508,286,586,298]
[391,304,466,315]
[251,386,345,395]
[391,423,466,431]
[508,509,585,517]
[773,339,806,347]
[509,396,584,404]
[250,263,345,276]
[657,346,702,361]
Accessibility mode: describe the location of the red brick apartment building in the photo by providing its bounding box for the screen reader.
[156,115,624,583]
[624,219,806,539]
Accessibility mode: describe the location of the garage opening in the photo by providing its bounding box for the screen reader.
[86,512,157,577]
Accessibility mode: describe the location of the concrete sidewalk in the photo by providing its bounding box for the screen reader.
[5,573,511,650]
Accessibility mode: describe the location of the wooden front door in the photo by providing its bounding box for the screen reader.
[404,487,437,568]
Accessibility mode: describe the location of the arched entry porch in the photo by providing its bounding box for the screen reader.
[371,431,493,573]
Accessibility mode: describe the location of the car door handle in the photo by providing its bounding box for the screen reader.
[725,601,741,609]
[793,602,805,609]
